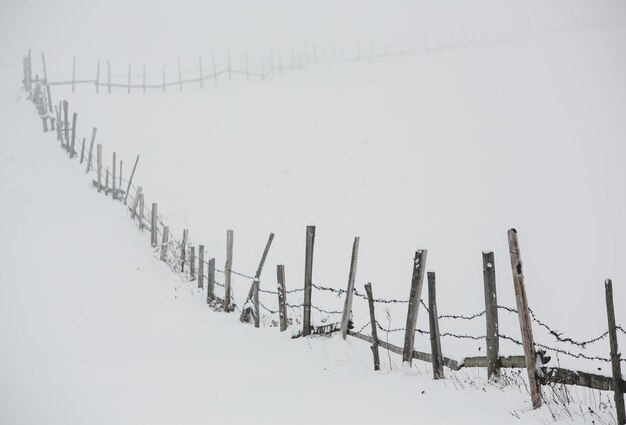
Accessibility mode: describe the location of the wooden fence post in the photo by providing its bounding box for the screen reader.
[85,127,97,173]
[303,225,316,336]
[80,138,86,164]
[180,229,189,272]
[277,264,288,331]
[138,192,145,230]
[107,60,111,93]
[198,245,205,289]
[124,155,140,205]
[239,233,274,326]
[96,144,102,192]
[151,203,158,247]
[365,282,380,371]
[402,249,428,365]
[70,112,77,157]
[483,251,500,380]
[119,160,123,191]
[507,228,542,409]
[63,101,69,148]
[41,53,52,112]
[605,279,626,424]
[211,51,217,84]
[190,246,196,280]
[160,226,169,261]
[131,186,142,219]
[428,272,444,379]
[340,236,360,339]
[105,168,109,193]
[224,230,234,312]
[112,152,117,199]
[207,258,215,303]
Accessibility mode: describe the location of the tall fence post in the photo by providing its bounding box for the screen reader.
[151,203,158,247]
[124,155,140,205]
[303,225,316,336]
[198,245,205,289]
[402,249,428,366]
[224,230,234,312]
[239,233,274,326]
[507,228,541,409]
[483,251,500,380]
[207,258,216,303]
[190,246,196,280]
[428,271,444,379]
[96,144,103,192]
[70,112,77,157]
[85,127,97,173]
[365,282,380,371]
[277,264,288,331]
[605,279,626,424]
[160,226,169,261]
[180,229,189,273]
[340,236,360,339]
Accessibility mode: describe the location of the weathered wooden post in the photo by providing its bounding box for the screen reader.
[207,258,216,303]
[277,264,288,331]
[239,233,275,327]
[160,226,169,261]
[483,251,500,380]
[340,236,360,339]
[224,230,234,312]
[85,128,97,173]
[211,51,217,84]
[303,225,316,336]
[180,229,189,272]
[605,279,625,424]
[131,187,142,219]
[96,144,103,192]
[402,249,428,366]
[124,155,140,205]
[150,203,158,247]
[428,272,444,379]
[190,246,196,280]
[138,192,145,230]
[79,138,86,164]
[70,112,77,157]
[365,282,380,371]
[507,228,541,409]
[198,245,205,289]
[112,152,117,199]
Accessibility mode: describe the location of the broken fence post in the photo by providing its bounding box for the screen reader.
[123,155,140,205]
[240,233,275,326]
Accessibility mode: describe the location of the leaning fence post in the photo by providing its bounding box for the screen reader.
[605,279,626,424]
[402,249,428,366]
[160,226,169,261]
[277,264,288,331]
[198,245,205,289]
[224,230,234,312]
[80,138,86,164]
[96,144,103,192]
[303,225,316,336]
[131,186,142,219]
[151,203,158,247]
[85,128,97,173]
[124,155,140,205]
[239,233,274,326]
[340,236,360,339]
[483,251,500,380]
[428,272,444,379]
[365,282,381,371]
[207,258,216,303]
[507,228,541,409]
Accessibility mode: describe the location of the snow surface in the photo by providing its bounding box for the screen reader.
[2,1,626,423]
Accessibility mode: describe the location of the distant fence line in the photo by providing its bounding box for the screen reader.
[21,33,626,421]
[24,17,625,97]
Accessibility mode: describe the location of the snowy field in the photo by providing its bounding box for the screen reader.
[1,0,626,424]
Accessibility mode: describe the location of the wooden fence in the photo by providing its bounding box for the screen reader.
[22,48,626,423]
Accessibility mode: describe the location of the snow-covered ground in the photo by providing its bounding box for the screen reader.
[2,1,626,423]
